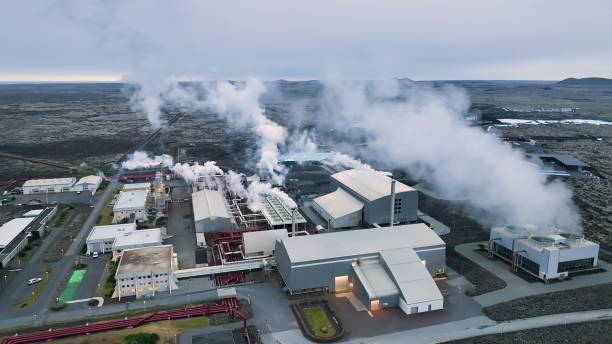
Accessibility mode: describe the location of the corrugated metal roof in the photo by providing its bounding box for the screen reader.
[352,259,399,298]
[531,154,590,168]
[23,178,76,187]
[279,224,444,264]
[332,169,414,201]
[261,195,306,226]
[192,189,233,222]
[0,217,35,248]
[75,175,102,185]
[313,188,363,218]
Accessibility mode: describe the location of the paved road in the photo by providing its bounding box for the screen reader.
[0,175,119,321]
[263,308,612,344]
[455,242,612,307]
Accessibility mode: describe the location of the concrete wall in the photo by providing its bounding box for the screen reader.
[24,182,75,194]
[116,269,175,298]
[399,296,444,314]
[413,246,446,275]
[113,208,147,223]
[194,216,236,233]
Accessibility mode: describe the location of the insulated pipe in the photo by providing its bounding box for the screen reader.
[390,179,396,228]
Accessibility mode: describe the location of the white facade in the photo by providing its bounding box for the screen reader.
[113,190,148,223]
[312,188,363,228]
[192,189,236,234]
[242,229,289,258]
[23,178,76,194]
[72,175,103,194]
[86,223,162,259]
[490,227,600,281]
[115,245,178,298]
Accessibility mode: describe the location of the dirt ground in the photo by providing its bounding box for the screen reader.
[41,205,91,262]
[446,319,612,344]
[482,283,612,321]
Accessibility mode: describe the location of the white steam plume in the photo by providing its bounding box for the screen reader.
[121,151,174,170]
[326,152,377,172]
[319,80,582,234]
[226,171,297,211]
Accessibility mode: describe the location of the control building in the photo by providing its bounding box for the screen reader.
[115,245,178,299]
[86,223,163,260]
[489,226,600,281]
[275,224,445,315]
[113,189,148,223]
[312,169,417,229]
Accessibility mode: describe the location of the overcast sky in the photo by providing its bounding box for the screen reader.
[1,1,611,81]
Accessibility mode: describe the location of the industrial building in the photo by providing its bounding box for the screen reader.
[86,223,163,259]
[241,228,289,259]
[274,224,445,314]
[72,175,103,194]
[113,189,148,223]
[489,226,600,281]
[122,182,151,191]
[312,169,418,229]
[0,207,57,268]
[260,195,307,231]
[192,189,236,247]
[114,245,178,299]
[23,177,76,194]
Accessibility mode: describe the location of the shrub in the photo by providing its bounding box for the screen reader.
[125,333,159,344]
[50,303,67,311]
[154,217,168,227]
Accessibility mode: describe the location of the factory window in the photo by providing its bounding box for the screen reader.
[393,198,402,215]
[557,258,594,273]
[519,256,540,275]
[493,242,513,259]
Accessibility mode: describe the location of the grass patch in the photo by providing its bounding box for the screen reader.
[58,269,87,303]
[11,267,53,311]
[125,332,159,344]
[97,206,114,225]
[304,306,336,338]
[42,316,209,344]
[95,180,110,195]
[96,262,118,298]
[53,206,74,227]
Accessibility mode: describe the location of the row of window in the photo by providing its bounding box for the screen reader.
[120,273,168,281]
[121,280,168,288]
[558,258,594,273]
[393,198,402,215]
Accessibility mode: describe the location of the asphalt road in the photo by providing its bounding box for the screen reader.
[0,174,119,321]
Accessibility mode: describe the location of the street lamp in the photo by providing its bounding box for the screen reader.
[33,314,37,327]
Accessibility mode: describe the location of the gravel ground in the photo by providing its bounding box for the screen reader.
[483,283,612,321]
[446,319,612,344]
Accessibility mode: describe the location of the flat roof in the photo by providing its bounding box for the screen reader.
[332,169,414,201]
[23,209,44,217]
[279,223,445,264]
[0,217,35,248]
[530,154,590,168]
[313,188,363,218]
[117,245,172,275]
[192,189,233,222]
[75,175,102,185]
[23,178,76,187]
[88,223,161,247]
[114,190,148,210]
[352,259,399,299]
[261,195,306,226]
[122,183,150,191]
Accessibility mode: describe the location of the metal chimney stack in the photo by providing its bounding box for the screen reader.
[390,179,396,228]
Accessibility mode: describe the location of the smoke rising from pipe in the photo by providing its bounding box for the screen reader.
[317,79,582,233]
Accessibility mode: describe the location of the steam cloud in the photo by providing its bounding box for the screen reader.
[317,79,582,233]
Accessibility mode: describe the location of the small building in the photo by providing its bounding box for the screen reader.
[312,169,418,229]
[489,227,599,281]
[86,223,162,259]
[23,178,76,194]
[192,189,236,242]
[260,194,306,230]
[73,175,103,194]
[113,190,148,223]
[274,224,445,315]
[241,228,289,259]
[0,217,36,268]
[115,245,178,299]
[528,154,591,171]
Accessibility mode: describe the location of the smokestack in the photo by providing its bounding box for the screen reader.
[390,179,396,228]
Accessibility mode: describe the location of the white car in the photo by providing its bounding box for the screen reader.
[92,252,99,258]
[27,277,42,285]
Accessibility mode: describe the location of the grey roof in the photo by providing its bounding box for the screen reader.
[352,259,399,298]
[261,195,306,226]
[116,245,173,275]
[380,248,443,305]
[23,178,76,187]
[531,154,590,168]
[0,217,35,248]
[332,169,414,201]
[279,224,445,264]
[114,190,148,210]
[192,189,233,222]
[313,188,363,218]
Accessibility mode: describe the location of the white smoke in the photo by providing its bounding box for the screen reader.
[122,151,174,170]
[318,79,582,234]
[225,170,297,211]
[172,161,223,185]
[326,152,376,172]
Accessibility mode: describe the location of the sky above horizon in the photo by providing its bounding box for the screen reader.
[1,1,611,82]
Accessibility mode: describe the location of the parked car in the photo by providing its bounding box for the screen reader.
[27,277,42,285]
[92,251,99,258]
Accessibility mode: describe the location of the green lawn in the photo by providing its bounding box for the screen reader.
[304,306,336,338]
[171,316,209,331]
[97,206,114,225]
[11,267,53,311]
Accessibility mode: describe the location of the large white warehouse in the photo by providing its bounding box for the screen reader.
[489,226,600,281]
[23,178,76,194]
[86,223,162,260]
[275,224,445,315]
[312,169,418,229]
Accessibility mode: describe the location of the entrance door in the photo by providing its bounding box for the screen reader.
[334,275,349,292]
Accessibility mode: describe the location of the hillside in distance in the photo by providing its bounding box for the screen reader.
[557,77,612,86]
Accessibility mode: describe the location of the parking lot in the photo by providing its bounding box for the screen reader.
[166,201,197,269]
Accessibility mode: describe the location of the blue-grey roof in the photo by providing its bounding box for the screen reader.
[531,154,590,168]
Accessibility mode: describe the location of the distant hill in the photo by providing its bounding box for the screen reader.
[557,77,612,86]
